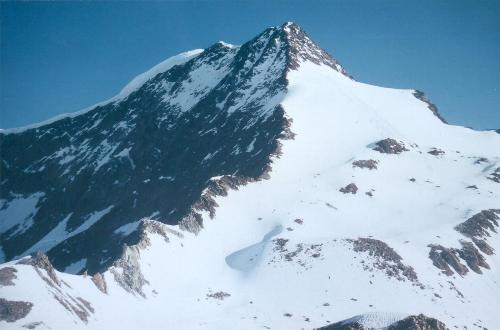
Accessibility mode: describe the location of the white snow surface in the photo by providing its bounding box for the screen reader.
[2,58,500,330]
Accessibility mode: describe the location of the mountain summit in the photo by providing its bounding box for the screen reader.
[1,22,499,329]
[0,22,350,273]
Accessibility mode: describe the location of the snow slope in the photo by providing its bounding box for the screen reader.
[1,23,500,329]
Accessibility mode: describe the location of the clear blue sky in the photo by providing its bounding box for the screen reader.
[1,1,499,130]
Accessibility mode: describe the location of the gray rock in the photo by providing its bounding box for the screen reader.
[0,298,33,323]
[349,238,419,282]
[488,167,500,183]
[0,267,17,286]
[340,183,358,194]
[412,90,448,124]
[206,291,231,300]
[373,139,408,154]
[428,244,468,276]
[352,159,378,170]
[91,272,107,294]
[318,313,447,330]
[457,241,489,274]
[474,157,488,164]
[427,148,445,156]
[388,314,447,330]
[455,209,499,239]
[111,245,148,297]
[0,23,299,275]
[472,237,494,255]
[17,252,60,287]
[178,211,204,235]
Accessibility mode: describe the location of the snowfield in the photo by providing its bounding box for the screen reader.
[1,23,499,330]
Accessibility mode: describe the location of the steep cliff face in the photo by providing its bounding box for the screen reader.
[0,23,340,273]
[1,22,499,330]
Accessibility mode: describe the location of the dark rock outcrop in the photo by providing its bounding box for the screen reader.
[0,298,33,322]
[0,267,17,286]
[17,252,60,287]
[0,22,305,274]
[110,245,148,297]
[340,183,358,194]
[455,209,499,239]
[413,90,448,124]
[388,314,447,330]
[428,244,468,276]
[474,157,488,164]
[91,272,107,294]
[373,138,408,154]
[457,241,489,274]
[283,22,351,78]
[352,159,378,170]
[15,253,95,323]
[488,167,500,183]
[349,238,418,282]
[318,314,447,330]
[430,209,499,276]
[428,148,445,156]
[472,237,494,255]
[317,320,365,329]
[206,291,231,300]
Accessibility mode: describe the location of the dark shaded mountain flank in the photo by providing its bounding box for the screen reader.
[0,23,345,274]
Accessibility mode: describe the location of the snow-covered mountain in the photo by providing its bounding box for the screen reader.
[1,22,500,330]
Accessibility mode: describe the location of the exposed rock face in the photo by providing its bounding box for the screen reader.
[455,209,499,239]
[206,291,231,300]
[340,183,358,194]
[318,314,447,330]
[17,252,60,286]
[388,314,447,330]
[14,252,95,323]
[270,239,322,266]
[91,272,107,294]
[428,244,468,276]
[472,237,494,255]
[318,321,365,329]
[413,90,448,124]
[0,298,33,322]
[373,138,408,154]
[110,245,148,297]
[109,219,184,296]
[0,267,17,286]
[51,293,93,323]
[193,175,256,218]
[349,238,418,282]
[352,159,378,170]
[178,211,204,235]
[488,167,500,183]
[0,22,304,274]
[428,148,445,156]
[457,241,489,274]
[140,219,183,241]
[283,22,351,77]
[429,210,499,276]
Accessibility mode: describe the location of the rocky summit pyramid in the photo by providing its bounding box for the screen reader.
[1,22,499,330]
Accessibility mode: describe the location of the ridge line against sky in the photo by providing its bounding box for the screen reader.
[1,0,499,130]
